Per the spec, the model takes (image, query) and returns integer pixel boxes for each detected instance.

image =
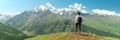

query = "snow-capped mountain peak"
[31,5,48,12]
[34,5,48,11]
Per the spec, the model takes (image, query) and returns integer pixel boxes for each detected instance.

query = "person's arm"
[75,16,78,23]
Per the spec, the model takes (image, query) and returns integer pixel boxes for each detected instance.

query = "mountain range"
[5,5,120,39]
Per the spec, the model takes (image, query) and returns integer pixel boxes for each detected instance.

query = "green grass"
[25,32,119,40]
[0,23,27,40]
[82,15,120,38]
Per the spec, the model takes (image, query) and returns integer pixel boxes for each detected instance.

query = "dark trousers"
[75,22,82,33]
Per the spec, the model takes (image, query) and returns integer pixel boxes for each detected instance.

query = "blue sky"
[0,0,120,13]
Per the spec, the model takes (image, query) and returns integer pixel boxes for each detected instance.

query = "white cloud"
[0,16,3,19]
[82,6,86,9]
[92,9,117,15]
[46,3,52,7]
[68,3,86,11]
[74,3,82,10]
[81,10,88,13]
[63,8,73,12]
[117,14,120,16]
[46,3,56,10]
[69,5,73,8]
[68,3,88,13]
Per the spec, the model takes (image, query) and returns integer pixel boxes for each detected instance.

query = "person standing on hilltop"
[75,12,83,34]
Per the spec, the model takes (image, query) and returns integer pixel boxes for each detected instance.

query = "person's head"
[77,12,81,15]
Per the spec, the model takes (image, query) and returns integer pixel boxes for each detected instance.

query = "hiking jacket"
[75,15,83,23]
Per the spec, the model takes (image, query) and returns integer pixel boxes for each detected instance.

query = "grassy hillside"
[25,32,119,40]
[0,23,27,40]
[82,15,120,38]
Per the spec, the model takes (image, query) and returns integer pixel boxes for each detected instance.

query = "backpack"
[77,16,82,23]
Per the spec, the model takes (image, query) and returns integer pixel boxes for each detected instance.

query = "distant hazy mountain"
[6,5,120,39]
[0,12,20,22]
